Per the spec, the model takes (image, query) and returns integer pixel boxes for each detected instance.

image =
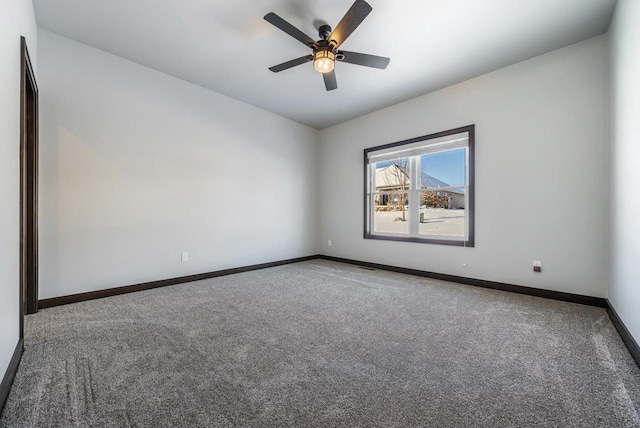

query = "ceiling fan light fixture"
[313,50,335,73]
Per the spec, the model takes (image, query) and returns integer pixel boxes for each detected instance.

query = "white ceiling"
[33,0,616,129]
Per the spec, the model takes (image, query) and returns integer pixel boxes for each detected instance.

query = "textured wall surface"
[318,36,610,298]
[0,0,37,388]
[610,0,640,344]
[37,30,319,299]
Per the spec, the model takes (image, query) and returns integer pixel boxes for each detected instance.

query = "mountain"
[421,173,450,188]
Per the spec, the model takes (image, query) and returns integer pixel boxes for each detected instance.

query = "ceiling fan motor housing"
[314,39,334,55]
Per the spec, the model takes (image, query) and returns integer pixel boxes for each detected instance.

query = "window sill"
[364,233,474,247]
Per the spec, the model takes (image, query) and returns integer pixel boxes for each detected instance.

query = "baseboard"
[605,300,640,368]
[33,254,639,372]
[39,255,318,309]
[316,255,609,308]
[0,339,23,416]
[40,253,609,310]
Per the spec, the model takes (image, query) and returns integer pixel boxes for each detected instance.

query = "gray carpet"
[1,260,639,427]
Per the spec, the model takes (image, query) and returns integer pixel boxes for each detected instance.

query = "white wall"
[0,0,37,382]
[38,30,319,299]
[610,0,640,343]
[318,35,610,298]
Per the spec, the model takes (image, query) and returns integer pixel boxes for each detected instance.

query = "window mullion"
[368,163,377,233]
[409,156,420,235]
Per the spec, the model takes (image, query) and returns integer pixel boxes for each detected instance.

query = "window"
[364,125,474,246]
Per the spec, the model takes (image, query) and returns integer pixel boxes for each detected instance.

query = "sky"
[421,148,466,186]
[377,148,466,186]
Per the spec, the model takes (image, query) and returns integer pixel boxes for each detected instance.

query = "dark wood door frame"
[20,36,39,339]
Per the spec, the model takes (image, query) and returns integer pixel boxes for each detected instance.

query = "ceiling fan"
[264,0,390,91]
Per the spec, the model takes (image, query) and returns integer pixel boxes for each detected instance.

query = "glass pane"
[373,158,411,193]
[373,193,410,234]
[419,192,465,237]
[420,148,466,188]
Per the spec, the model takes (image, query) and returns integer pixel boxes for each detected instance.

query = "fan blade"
[264,13,318,48]
[323,70,338,91]
[328,0,372,48]
[337,51,390,69]
[269,55,314,72]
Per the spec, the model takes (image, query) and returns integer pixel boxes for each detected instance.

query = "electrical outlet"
[328,240,332,247]
[533,260,542,272]
[181,252,188,262]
